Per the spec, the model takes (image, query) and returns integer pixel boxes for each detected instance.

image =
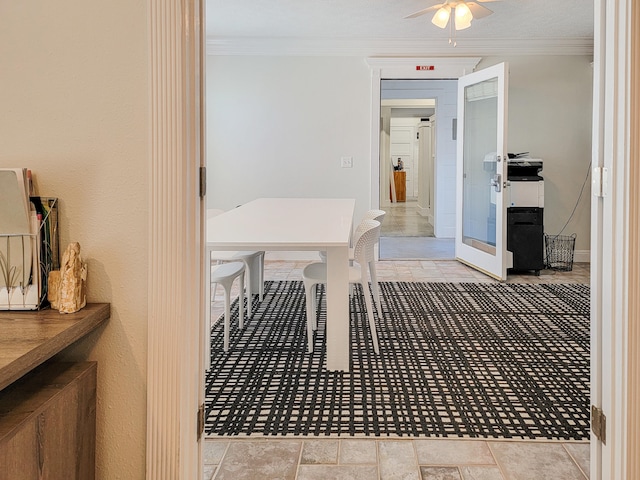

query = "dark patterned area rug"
[205,281,590,440]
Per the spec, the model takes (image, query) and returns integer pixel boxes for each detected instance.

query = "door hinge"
[199,166,207,198]
[591,405,607,444]
[197,403,205,440]
[592,166,608,198]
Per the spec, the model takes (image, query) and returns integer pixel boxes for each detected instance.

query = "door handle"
[491,174,502,192]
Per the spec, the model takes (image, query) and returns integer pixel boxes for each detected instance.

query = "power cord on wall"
[542,160,591,269]
[553,160,592,238]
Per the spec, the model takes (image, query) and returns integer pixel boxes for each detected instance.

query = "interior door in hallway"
[390,119,416,199]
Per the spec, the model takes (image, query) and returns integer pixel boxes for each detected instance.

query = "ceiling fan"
[405,0,499,31]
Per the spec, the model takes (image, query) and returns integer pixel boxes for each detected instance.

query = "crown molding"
[206,36,594,57]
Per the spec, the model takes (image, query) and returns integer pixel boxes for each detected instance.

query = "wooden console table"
[0,304,110,480]
[392,171,406,202]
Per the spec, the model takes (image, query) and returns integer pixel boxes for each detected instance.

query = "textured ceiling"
[206,0,594,53]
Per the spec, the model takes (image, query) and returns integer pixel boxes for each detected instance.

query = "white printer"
[507,159,544,208]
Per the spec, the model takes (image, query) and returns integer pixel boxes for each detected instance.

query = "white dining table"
[206,197,356,371]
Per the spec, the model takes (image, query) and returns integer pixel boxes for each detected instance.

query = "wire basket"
[544,233,577,271]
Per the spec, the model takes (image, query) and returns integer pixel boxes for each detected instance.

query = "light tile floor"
[378,200,446,260]
[204,438,590,480]
[253,259,590,287]
[379,236,456,260]
[206,260,591,480]
[380,200,434,237]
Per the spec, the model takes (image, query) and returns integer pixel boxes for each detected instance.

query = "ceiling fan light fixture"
[454,3,473,30]
[431,5,451,29]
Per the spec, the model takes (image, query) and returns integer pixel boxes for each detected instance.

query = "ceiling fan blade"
[404,4,443,19]
[466,2,493,19]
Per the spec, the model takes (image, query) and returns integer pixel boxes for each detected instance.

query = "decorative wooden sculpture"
[47,242,87,313]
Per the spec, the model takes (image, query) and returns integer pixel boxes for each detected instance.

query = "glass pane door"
[455,63,509,280]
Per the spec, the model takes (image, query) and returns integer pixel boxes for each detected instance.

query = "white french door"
[455,62,509,281]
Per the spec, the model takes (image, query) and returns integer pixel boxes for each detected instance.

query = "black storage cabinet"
[507,207,544,274]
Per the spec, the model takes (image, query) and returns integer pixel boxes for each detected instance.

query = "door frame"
[149,10,638,476]
[366,58,481,218]
[591,0,638,478]
[146,0,206,477]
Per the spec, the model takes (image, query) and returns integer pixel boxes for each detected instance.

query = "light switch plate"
[341,156,353,168]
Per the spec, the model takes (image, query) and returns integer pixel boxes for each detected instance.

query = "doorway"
[378,79,457,260]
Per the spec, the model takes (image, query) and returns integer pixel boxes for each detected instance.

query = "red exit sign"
[416,65,435,71]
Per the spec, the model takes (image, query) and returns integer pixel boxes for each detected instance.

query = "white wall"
[207,56,372,218]
[207,54,593,255]
[0,2,148,478]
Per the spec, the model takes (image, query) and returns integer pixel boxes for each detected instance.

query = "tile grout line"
[486,441,509,480]
[210,441,230,480]
[561,443,590,480]
[293,440,304,480]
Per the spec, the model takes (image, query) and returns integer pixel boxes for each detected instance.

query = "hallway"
[379,200,455,260]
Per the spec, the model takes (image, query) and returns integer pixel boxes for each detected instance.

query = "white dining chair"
[210,261,245,352]
[319,209,386,315]
[303,219,381,354]
[208,209,265,316]
[362,209,386,224]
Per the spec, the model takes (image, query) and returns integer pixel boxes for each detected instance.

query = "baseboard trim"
[415,205,433,224]
[573,250,590,263]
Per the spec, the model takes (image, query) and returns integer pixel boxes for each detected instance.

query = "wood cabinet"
[0,362,97,480]
[0,304,109,479]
